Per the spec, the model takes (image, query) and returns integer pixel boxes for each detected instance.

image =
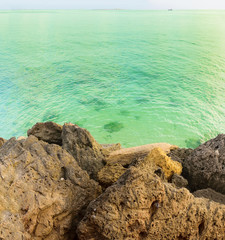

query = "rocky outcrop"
[0,137,6,147]
[27,122,63,145]
[183,134,225,194]
[193,188,225,205]
[62,123,105,180]
[105,143,177,167]
[97,147,181,188]
[0,136,101,240]
[2,121,225,239]
[77,157,225,240]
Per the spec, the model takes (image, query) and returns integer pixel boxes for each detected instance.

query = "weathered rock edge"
[0,136,101,240]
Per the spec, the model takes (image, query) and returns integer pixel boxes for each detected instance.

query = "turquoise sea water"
[0,10,225,148]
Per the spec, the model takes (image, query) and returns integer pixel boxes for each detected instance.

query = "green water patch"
[185,138,202,149]
[104,122,124,133]
[79,97,108,111]
[135,116,141,120]
[74,119,87,128]
[42,110,60,122]
[120,110,130,116]
[117,99,126,105]
[135,97,150,104]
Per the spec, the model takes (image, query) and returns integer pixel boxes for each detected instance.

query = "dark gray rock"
[193,188,225,205]
[170,173,188,189]
[27,122,63,145]
[183,134,225,194]
[62,123,105,180]
[168,147,193,164]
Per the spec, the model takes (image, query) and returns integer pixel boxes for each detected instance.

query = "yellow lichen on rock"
[144,147,182,179]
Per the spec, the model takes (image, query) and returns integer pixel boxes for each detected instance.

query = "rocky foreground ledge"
[0,122,225,240]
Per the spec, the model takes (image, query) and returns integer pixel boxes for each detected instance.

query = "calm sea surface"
[0,10,225,148]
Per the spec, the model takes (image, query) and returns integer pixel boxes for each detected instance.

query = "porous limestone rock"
[144,147,182,179]
[77,157,225,240]
[0,137,6,148]
[62,123,105,180]
[183,134,225,194]
[27,122,63,145]
[106,143,177,167]
[101,143,122,157]
[168,147,193,164]
[170,174,188,189]
[98,147,182,188]
[193,188,225,205]
[97,163,126,187]
[0,136,101,240]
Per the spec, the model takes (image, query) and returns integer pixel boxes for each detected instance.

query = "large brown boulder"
[27,122,63,145]
[77,155,225,240]
[62,123,105,180]
[183,134,225,194]
[0,136,101,240]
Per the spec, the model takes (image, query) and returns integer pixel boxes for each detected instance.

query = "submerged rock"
[62,123,105,180]
[27,122,63,145]
[104,121,124,133]
[77,157,225,240]
[183,134,225,194]
[0,136,101,240]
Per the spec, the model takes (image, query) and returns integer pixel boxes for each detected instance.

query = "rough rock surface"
[101,143,122,157]
[183,134,225,194]
[0,136,101,240]
[98,147,181,188]
[27,122,63,145]
[168,148,193,164]
[144,147,182,179]
[106,143,177,167]
[0,137,6,148]
[193,188,225,205]
[170,174,188,189]
[77,158,225,240]
[97,163,127,187]
[62,123,105,180]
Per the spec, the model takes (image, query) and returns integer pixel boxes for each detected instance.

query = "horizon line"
[1,8,225,11]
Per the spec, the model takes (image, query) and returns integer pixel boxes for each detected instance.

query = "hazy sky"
[1,0,225,10]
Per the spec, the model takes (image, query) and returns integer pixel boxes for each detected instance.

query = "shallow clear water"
[0,10,225,148]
